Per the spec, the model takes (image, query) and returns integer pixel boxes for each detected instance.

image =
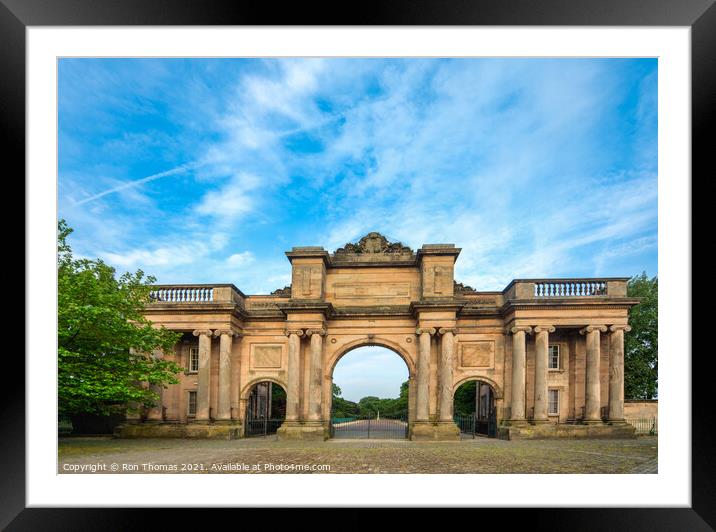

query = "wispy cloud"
[59,57,657,296]
[73,162,200,205]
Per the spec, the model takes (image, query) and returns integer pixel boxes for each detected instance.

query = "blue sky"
[58,58,657,400]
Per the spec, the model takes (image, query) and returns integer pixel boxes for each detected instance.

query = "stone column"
[510,326,532,423]
[214,329,240,421]
[438,328,457,421]
[285,329,304,422]
[533,325,555,423]
[144,349,165,422]
[416,328,436,421]
[608,325,631,423]
[580,325,608,423]
[192,329,214,421]
[306,328,326,421]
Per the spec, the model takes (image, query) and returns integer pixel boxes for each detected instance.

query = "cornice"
[500,298,641,314]
[276,301,334,317]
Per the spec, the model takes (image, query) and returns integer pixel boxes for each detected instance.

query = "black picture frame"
[5,0,711,528]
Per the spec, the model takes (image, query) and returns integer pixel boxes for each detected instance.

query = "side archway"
[452,376,500,437]
[241,378,287,437]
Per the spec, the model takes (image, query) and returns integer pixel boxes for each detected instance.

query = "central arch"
[326,339,415,439]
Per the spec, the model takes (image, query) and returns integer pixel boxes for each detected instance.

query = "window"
[187,391,197,416]
[188,347,199,373]
[548,389,559,415]
[548,344,560,369]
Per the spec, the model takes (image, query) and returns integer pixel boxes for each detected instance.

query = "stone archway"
[326,341,414,439]
[242,379,287,437]
[453,377,499,438]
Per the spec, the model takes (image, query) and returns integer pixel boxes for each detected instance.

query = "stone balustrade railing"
[503,278,629,300]
[149,284,245,305]
[534,280,607,297]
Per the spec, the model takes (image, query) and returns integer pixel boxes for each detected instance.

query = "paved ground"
[58,435,657,474]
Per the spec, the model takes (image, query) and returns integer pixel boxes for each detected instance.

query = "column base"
[114,422,242,439]
[531,418,551,425]
[409,421,461,441]
[607,418,627,425]
[499,422,636,440]
[276,421,328,441]
[582,418,604,425]
[507,419,530,427]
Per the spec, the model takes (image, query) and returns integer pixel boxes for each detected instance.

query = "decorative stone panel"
[459,341,495,368]
[250,344,283,369]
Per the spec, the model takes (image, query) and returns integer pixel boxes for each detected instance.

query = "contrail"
[73,162,200,205]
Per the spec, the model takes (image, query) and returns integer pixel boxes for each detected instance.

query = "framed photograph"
[10,0,711,528]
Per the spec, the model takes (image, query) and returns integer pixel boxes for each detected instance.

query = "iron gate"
[329,415,408,439]
[245,417,284,437]
[454,407,497,438]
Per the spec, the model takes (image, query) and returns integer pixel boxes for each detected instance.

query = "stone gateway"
[118,232,638,440]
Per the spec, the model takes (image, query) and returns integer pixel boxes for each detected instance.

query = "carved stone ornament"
[454,281,477,294]
[579,325,608,335]
[213,329,243,338]
[192,329,214,337]
[270,285,292,297]
[334,232,412,255]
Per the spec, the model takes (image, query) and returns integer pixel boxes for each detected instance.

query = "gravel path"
[58,436,657,474]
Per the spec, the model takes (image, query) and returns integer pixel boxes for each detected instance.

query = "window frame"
[548,343,561,370]
[188,346,200,373]
[187,390,197,417]
[548,388,560,416]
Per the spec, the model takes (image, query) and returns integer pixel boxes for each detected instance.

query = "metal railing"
[626,417,658,435]
[245,417,284,437]
[329,415,408,439]
[58,414,73,436]
[453,410,497,438]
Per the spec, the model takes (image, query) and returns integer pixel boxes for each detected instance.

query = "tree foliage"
[331,380,409,418]
[624,272,658,400]
[58,219,183,415]
[453,380,478,415]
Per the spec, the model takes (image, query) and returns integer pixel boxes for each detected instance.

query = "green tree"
[624,272,658,399]
[453,380,477,416]
[331,383,359,418]
[58,219,183,416]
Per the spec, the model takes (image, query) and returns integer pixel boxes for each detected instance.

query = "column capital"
[509,325,533,335]
[416,327,437,336]
[533,325,556,334]
[580,325,608,335]
[285,328,305,337]
[609,324,632,333]
[193,329,214,337]
[306,328,327,337]
[213,329,242,338]
[438,327,458,335]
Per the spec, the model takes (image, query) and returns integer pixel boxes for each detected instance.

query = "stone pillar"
[580,325,608,423]
[285,329,304,422]
[438,328,457,421]
[306,328,326,421]
[533,325,555,424]
[145,349,165,422]
[416,328,436,421]
[510,326,532,424]
[192,329,214,421]
[608,325,631,423]
[214,329,239,421]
